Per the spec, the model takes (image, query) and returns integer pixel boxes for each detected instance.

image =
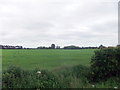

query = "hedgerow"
[90,47,120,82]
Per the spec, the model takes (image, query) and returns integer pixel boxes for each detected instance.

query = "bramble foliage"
[2,65,61,88]
[2,65,90,88]
[90,47,120,82]
[2,64,120,88]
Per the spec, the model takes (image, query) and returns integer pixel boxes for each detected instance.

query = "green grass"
[2,49,95,70]
[2,49,120,88]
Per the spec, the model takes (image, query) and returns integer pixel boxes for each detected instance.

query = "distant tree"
[0,45,2,49]
[98,45,106,49]
[117,44,120,47]
[56,46,60,49]
[51,44,55,49]
[37,46,43,49]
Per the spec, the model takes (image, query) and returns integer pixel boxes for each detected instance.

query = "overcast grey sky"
[0,0,119,48]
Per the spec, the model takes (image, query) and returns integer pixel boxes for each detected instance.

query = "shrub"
[90,47,120,82]
[2,65,62,88]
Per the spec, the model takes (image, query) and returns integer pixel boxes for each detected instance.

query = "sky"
[0,0,119,48]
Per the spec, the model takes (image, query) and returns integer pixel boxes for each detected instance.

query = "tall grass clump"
[55,65,90,88]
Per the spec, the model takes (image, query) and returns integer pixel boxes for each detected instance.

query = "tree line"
[0,45,23,49]
[0,44,109,49]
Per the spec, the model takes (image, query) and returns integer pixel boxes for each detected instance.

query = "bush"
[90,47,120,82]
[2,65,62,88]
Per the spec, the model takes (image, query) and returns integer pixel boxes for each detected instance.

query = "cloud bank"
[0,0,119,47]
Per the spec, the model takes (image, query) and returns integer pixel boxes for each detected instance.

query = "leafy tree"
[51,44,55,49]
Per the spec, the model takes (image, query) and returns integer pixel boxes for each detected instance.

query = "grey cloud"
[0,0,119,47]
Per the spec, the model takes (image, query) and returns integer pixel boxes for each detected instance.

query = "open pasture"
[2,49,95,70]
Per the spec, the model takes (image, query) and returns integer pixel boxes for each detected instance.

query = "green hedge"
[90,47,120,82]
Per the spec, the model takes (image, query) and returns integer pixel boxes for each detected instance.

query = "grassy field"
[2,49,95,70]
[2,49,120,88]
